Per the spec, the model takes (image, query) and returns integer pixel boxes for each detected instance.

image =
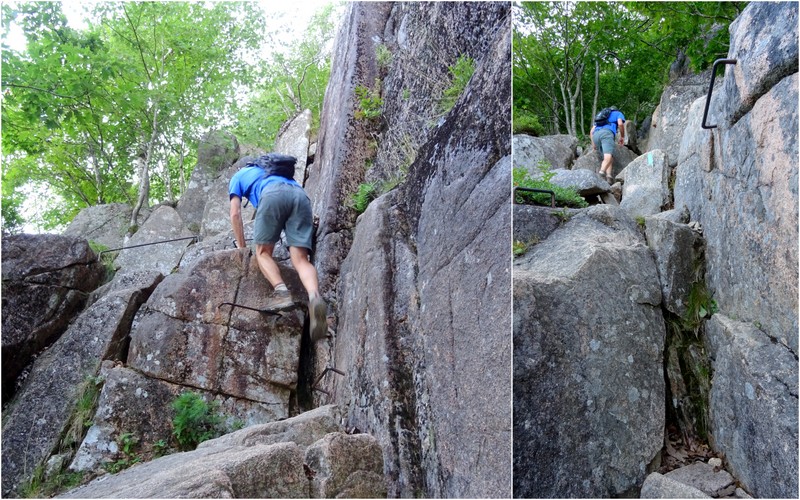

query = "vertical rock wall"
[307,2,512,497]
[673,2,798,497]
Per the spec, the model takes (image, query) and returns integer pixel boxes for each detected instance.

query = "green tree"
[2,1,264,231]
[234,4,337,149]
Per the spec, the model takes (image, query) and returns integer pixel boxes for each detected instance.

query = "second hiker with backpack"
[228,153,328,342]
[590,106,626,184]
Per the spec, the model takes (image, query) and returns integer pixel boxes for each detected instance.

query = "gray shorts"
[593,127,615,156]
[253,183,313,250]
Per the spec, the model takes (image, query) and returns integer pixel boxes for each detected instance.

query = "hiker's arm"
[617,119,625,145]
[590,126,596,149]
[230,196,246,248]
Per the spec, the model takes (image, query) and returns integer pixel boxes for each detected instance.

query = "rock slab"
[513,205,665,498]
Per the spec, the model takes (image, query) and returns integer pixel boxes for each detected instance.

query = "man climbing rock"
[229,153,328,341]
[590,106,626,183]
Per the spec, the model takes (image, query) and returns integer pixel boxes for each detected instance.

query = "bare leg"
[289,246,319,299]
[601,153,614,178]
[255,243,284,288]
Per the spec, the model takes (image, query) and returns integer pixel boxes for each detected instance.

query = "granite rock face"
[513,205,665,498]
[1,270,162,496]
[646,70,714,167]
[704,315,798,499]
[309,3,512,497]
[675,2,798,354]
[274,109,313,185]
[1,234,105,402]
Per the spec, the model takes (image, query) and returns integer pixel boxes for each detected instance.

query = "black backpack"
[594,107,614,127]
[248,153,296,180]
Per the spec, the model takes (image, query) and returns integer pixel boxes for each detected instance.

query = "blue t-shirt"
[597,110,626,135]
[228,166,301,208]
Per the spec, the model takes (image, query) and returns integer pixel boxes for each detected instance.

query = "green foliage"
[152,439,170,458]
[376,43,392,69]
[234,4,338,148]
[19,464,85,499]
[104,432,142,474]
[513,166,588,209]
[350,183,377,215]
[513,108,546,136]
[439,55,475,114]
[2,1,268,229]
[89,241,117,283]
[683,281,718,332]
[636,216,647,228]
[354,81,383,121]
[513,240,538,258]
[171,391,224,451]
[513,1,745,136]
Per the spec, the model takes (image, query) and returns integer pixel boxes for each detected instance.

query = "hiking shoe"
[309,296,328,341]
[264,289,294,311]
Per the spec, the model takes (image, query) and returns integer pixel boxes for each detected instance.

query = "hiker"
[229,153,328,341]
[590,106,626,184]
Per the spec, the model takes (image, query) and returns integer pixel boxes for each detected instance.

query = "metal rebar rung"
[218,302,282,316]
[98,235,198,256]
[701,58,737,130]
[514,186,556,208]
[312,366,345,394]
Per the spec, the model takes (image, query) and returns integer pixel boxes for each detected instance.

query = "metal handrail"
[514,186,556,208]
[702,58,737,130]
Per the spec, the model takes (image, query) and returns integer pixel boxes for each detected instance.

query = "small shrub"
[19,465,85,499]
[402,88,410,100]
[636,216,647,228]
[376,43,392,69]
[354,82,383,121]
[683,281,718,333]
[513,240,527,257]
[171,392,224,451]
[513,166,588,208]
[439,55,476,114]
[350,183,378,215]
[513,109,546,136]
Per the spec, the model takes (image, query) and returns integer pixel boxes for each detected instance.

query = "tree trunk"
[129,105,159,229]
[592,58,600,124]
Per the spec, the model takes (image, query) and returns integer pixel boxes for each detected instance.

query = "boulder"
[128,249,305,416]
[513,205,665,498]
[63,203,151,250]
[113,205,195,276]
[274,109,313,186]
[1,234,105,401]
[305,433,387,498]
[644,217,704,317]
[664,462,736,498]
[61,441,308,499]
[200,160,257,239]
[573,144,639,178]
[704,314,798,499]
[549,168,610,196]
[646,71,714,166]
[1,270,162,496]
[640,472,711,498]
[619,149,671,218]
[198,404,343,451]
[512,134,578,174]
[70,364,288,474]
[176,130,240,230]
[512,204,577,246]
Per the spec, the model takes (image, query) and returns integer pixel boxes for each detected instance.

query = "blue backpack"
[248,153,296,179]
